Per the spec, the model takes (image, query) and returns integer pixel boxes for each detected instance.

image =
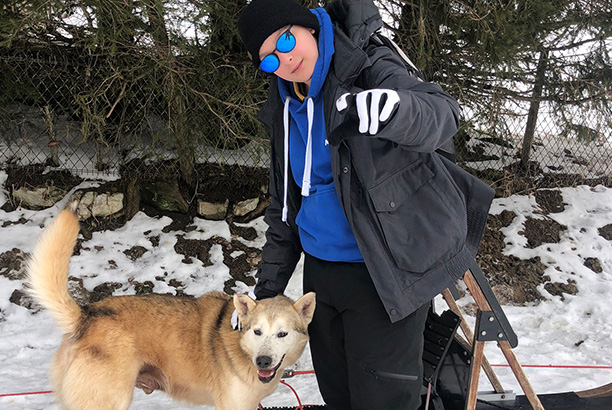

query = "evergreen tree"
[382,0,611,165]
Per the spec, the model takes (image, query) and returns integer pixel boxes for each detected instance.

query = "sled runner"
[264,260,612,410]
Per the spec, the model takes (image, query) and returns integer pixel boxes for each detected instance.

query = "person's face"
[258,25,318,86]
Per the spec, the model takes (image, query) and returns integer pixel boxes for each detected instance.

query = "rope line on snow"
[0,390,53,398]
[490,364,612,369]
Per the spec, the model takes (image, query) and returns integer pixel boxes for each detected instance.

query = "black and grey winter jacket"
[253,0,495,322]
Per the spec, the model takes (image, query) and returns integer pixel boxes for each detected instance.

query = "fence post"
[42,105,60,167]
[520,48,549,169]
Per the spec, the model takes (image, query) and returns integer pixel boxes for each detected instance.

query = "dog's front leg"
[215,402,260,410]
[215,392,261,410]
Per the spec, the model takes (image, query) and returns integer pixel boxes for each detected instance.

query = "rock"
[71,191,124,219]
[232,197,259,217]
[79,191,95,207]
[197,199,229,220]
[91,192,124,217]
[12,185,67,210]
[141,181,188,214]
[75,191,95,219]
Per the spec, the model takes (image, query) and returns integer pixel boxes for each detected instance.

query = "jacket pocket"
[367,159,466,273]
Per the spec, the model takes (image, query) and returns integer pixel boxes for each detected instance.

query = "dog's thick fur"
[27,208,316,410]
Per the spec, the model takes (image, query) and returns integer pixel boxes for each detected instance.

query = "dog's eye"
[277,331,288,338]
[254,329,262,336]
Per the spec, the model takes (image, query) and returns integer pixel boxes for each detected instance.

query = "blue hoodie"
[277,8,363,263]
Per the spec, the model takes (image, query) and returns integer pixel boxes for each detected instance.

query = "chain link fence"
[0,44,269,178]
[456,99,612,193]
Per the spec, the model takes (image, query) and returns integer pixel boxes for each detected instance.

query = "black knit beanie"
[238,0,319,67]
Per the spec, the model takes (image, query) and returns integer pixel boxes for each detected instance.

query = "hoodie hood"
[277,8,335,220]
[275,8,361,262]
[278,8,334,104]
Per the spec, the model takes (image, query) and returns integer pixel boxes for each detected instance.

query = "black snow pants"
[303,253,429,410]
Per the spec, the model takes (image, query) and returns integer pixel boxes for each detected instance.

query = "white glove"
[336,89,400,135]
[231,289,257,330]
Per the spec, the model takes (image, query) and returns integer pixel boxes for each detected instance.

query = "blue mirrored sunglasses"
[259,25,296,73]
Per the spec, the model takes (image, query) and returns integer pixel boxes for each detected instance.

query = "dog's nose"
[256,355,273,369]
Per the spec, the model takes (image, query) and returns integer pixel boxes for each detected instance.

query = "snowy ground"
[1,169,612,409]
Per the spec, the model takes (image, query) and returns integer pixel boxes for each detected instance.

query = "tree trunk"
[520,48,548,169]
[123,173,141,220]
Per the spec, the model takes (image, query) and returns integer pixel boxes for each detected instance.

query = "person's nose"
[277,52,293,66]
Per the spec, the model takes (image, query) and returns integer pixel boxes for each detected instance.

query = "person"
[236,0,495,409]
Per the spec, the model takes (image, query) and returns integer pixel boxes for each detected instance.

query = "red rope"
[0,390,53,398]
[490,364,612,369]
[283,365,612,372]
[280,380,304,408]
[291,370,315,376]
[278,377,324,410]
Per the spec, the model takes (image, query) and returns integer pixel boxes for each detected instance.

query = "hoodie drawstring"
[281,97,315,223]
[302,98,314,196]
[282,96,290,223]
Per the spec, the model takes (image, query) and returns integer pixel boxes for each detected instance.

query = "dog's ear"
[234,293,257,317]
[293,292,316,325]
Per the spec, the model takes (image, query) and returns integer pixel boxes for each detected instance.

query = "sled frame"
[443,261,545,410]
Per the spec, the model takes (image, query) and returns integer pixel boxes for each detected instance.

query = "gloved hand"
[231,289,257,330]
[336,89,400,135]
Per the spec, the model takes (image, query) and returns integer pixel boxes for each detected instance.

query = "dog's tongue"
[258,369,274,378]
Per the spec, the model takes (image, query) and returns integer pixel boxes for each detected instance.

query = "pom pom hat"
[238,0,319,67]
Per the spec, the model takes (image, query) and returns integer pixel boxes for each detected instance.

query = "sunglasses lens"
[260,54,280,73]
[276,31,296,53]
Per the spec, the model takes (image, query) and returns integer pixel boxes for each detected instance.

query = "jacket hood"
[327,0,383,48]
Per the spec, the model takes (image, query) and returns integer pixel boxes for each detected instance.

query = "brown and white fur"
[26,207,315,410]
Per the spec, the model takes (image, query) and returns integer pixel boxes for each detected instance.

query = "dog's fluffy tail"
[27,206,82,335]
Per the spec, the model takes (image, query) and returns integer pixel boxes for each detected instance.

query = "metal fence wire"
[1,41,611,192]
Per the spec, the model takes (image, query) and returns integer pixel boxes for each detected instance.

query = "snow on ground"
[1,169,612,409]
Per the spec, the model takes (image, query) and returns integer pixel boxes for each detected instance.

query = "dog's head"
[233,292,316,384]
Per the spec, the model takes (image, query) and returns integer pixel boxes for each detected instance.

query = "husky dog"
[27,207,316,410]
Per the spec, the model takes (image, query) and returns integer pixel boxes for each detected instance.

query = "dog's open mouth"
[257,355,285,384]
